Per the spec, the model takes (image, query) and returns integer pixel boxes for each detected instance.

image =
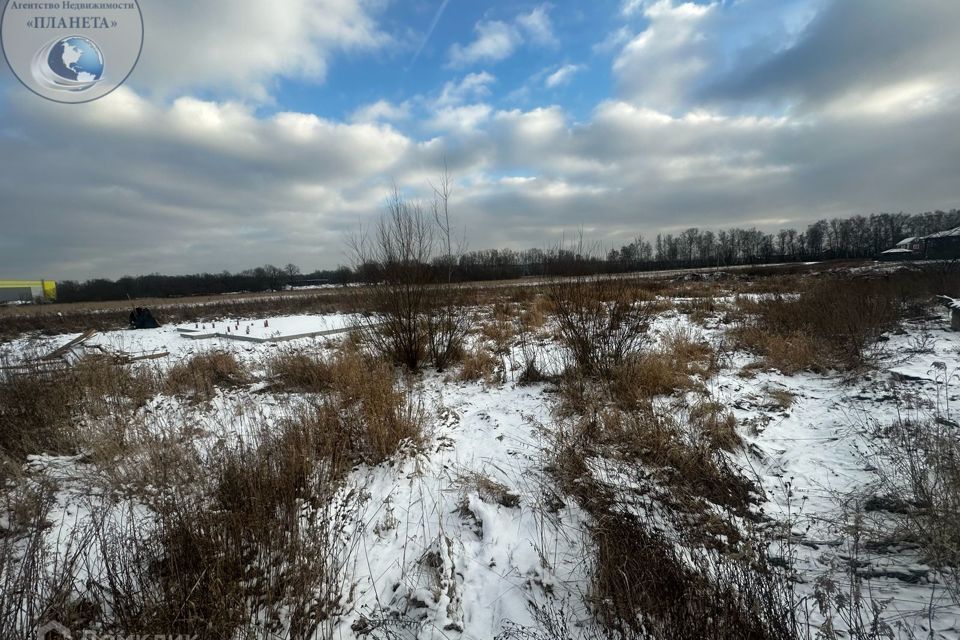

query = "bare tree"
[349,172,468,371]
[284,263,301,280]
[427,162,469,370]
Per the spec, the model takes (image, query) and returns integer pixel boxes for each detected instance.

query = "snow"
[0,312,358,366]
[4,303,960,637]
[337,381,589,638]
[718,318,960,635]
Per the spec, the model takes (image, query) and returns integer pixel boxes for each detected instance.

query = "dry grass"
[868,412,960,598]
[733,277,903,373]
[80,419,363,638]
[479,308,516,356]
[604,328,717,409]
[0,366,81,469]
[0,356,160,478]
[765,386,796,411]
[457,343,500,384]
[267,348,334,393]
[519,295,551,332]
[540,302,799,640]
[299,349,425,465]
[0,344,425,637]
[72,355,159,417]
[736,328,820,374]
[689,400,741,452]
[165,350,247,401]
[456,471,520,509]
[585,405,752,514]
[675,294,730,325]
[585,510,796,640]
[549,403,794,640]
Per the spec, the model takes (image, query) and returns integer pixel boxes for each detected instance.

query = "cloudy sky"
[1,0,959,280]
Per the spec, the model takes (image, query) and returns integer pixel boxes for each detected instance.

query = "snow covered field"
[2,288,959,638]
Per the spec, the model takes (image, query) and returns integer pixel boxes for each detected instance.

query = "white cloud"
[447,4,557,68]
[593,26,633,55]
[4,1,960,279]
[620,0,649,17]
[428,104,493,133]
[135,0,393,100]
[516,4,558,47]
[436,71,497,106]
[3,82,960,279]
[704,0,960,116]
[447,20,520,68]
[351,99,411,123]
[613,0,717,110]
[545,64,583,89]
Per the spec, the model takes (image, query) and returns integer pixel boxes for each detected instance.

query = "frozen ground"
[2,312,357,364]
[4,304,960,638]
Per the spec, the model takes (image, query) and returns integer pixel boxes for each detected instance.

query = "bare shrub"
[867,409,960,599]
[426,167,470,371]
[350,182,468,372]
[165,350,247,400]
[547,276,653,379]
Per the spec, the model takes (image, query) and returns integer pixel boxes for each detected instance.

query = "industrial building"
[0,280,57,303]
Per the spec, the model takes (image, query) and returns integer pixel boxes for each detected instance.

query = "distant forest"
[56,208,960,303]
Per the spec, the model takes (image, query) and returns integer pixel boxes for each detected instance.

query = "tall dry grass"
[550,404,794,640]
[0,340,425,638]
[164,350,247,401]
[732,268,960,373]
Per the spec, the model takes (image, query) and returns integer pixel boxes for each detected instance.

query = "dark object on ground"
[129,307,160,329]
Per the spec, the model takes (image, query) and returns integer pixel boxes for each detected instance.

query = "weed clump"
[267,348,334,393]
[733,276,903,372]
[547,277,654,379]
[165,350,247,400]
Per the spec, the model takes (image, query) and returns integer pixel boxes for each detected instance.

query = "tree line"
[54,208,959,303]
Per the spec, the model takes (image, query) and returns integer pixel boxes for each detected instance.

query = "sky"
[1,0,959,280]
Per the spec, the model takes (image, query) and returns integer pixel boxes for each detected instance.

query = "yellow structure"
[0,280,57,303]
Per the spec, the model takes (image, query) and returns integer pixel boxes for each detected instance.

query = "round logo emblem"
[1,1,143,103]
